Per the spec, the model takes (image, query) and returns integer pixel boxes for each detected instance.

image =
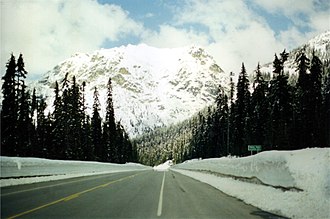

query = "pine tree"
[17,82,32,156]
[232,63,250,155]
[82,115,93,160]
[36,97,48,157]
[250,63,267,146]
[116,122,125,163]
[296,50,310,88]
[51,81,65,158]
[31,89,37,126]
[215,86,229,156]
[1,54,18,156]
[309,52,323,147]
[268,50,292,150]
[204,107,216,158]
[103,78,117,162]
[295,50,312,149]
[322,67,330,147]
[16,54,27,84]
[91,87,103,161]
[29,88,37,155]
[66,76,84,159]
[81,82,93,160]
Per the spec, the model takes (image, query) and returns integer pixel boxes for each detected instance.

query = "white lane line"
[157,171,166,217]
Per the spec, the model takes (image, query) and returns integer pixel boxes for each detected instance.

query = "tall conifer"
[1,54,18,156]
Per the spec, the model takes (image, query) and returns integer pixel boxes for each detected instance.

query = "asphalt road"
[1,170,285,219]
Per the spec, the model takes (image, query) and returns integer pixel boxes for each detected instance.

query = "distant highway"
[1,170,285,218]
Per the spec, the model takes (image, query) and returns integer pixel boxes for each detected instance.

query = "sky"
[1,0,329,80]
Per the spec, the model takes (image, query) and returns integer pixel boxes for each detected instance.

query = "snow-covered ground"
[2,149,329,218]
[172,148,330,219]
[153,160,173,171]
[0,156,151,187]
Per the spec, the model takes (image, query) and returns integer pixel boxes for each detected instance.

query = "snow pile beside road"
[153,160,173,171]
[172,148,330,219]
[0,156,151,187]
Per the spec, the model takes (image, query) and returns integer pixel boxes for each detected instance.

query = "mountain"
[34,44,228,137]
[260,30,330,77]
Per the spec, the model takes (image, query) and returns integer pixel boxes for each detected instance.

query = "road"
[1,170,285,218]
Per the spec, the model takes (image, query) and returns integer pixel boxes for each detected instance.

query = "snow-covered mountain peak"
[306,30,330,53]
[35,44,228,137]
[259,30,330,78]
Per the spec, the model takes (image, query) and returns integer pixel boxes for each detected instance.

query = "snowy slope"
[259,30,330,78]
[32,44,228,137]
[172,148,330,219]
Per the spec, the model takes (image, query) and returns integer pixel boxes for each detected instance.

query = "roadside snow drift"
[172,148,330,219]
[0,156,151,187]
[153,160,173,171]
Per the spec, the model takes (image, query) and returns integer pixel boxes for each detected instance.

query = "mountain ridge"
[259,30,330,78]
[34,44,228,137]
[32,30,330,137]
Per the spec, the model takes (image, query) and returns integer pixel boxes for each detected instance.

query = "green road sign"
[248,145,262,151]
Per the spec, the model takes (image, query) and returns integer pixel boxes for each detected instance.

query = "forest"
[1,49,330,166]
[1,54,137,163]
[135,50,330,166]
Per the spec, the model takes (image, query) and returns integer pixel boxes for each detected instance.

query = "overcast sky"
[1,0,329,80]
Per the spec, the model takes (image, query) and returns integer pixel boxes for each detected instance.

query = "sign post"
[248,145,262,155]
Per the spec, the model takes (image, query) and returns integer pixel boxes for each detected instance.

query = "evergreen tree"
[103,78,117,162]
[215,86,229,156]
[268,50,292,150]
[82,115,93,160]
[31,89,37,126]
[250,63,268,146]
[68,76,78,158]
[204,107,216,158]
[66,76,84,159]
[36,97,48,157]
[17,82,32,156]
[81,82,93,160]
[51,81,65,158]
[309,52,323,147]
[123,130,134,162]
[116,122,126,163]
[16,54,28,86]
[295,50,312,149]
[232,63,250,155]
[322,67,330,147]
[296,50,310,88]
[29,88,37,155]
[91,87,103,161]
[1,54,18,156]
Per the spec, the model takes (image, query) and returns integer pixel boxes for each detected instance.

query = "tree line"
[1,54,137,163]
[136,49,330,165]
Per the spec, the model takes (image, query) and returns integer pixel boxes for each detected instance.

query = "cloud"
[205,23,284,74]
[166,0,284,73]
[1,0,144,79]
[2,0,328,80]
[253,0,330,32]
[145,13,155,18]
[142,0,328,74]
[142,25,209,48]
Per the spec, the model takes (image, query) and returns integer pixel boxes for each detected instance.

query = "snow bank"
[172,148,330,219]
[153,160,173,171]
[0,156,151,187]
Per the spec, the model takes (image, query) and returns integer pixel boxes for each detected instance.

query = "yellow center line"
[7,172,143,219]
